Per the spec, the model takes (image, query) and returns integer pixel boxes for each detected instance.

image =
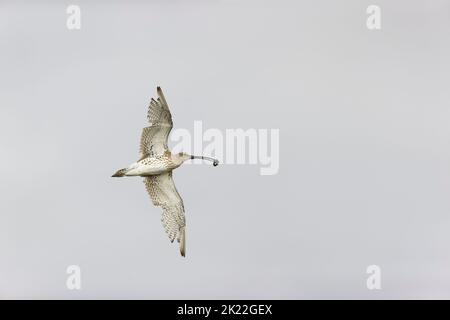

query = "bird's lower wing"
[143,172,186,256]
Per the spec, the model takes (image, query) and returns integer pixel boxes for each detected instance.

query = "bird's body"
[123,154,180,176]
[112,87,218,257]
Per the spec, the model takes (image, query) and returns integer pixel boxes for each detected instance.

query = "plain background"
[1,0,450,299]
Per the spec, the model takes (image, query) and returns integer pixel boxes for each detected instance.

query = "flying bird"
[112,87,218,257]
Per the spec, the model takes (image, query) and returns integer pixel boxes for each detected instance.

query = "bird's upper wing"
[139,87,173,159]
[143,171,186,256]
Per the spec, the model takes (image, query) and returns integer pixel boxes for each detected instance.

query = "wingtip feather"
[179,227,186,257]
[156,86,168,106]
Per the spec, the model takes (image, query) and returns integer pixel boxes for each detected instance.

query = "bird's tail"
[179,227,186,257]
[111,168,128,177]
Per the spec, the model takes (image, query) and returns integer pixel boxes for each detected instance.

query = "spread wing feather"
[139,87,173,159]
[143,172,186,257]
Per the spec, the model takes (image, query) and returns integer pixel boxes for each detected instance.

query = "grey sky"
[1,0,450,299]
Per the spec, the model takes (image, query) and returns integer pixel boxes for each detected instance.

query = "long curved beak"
[191,155,219,166]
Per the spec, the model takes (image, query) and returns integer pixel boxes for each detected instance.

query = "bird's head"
[175,152,219,166]
[174,152,192,163]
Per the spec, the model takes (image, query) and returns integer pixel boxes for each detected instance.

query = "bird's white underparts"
[112,87,219,257]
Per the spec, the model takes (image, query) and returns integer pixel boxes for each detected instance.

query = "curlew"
[112,87,218,257]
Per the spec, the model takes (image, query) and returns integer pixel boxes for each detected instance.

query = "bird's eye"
[179,152,184,156]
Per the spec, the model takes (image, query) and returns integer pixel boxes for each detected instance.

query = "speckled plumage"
[112,87,218,257]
